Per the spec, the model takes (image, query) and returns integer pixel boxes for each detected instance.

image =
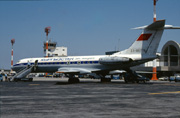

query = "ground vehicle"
[175,76,180,82]
[137,74,150,83]
[159,76,169,81]
[0,74,3,82]
[14,78,33,82]
[169,75,180,82]
[124,72,149,83]
[169,76,175,82]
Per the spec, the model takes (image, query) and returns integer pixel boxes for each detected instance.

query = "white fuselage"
[12,54,144,74]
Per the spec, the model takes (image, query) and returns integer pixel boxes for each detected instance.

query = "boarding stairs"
[11,60,38,82]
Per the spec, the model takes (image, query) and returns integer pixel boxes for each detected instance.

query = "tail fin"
[115,20,165,55]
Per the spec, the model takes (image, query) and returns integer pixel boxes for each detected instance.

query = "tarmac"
[1,77,180,118]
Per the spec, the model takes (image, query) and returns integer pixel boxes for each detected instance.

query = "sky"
[0,0,180,69]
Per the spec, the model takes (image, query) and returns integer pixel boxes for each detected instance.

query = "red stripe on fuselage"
[137,34,152,41]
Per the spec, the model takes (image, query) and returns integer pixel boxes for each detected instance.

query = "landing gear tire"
[68,77,80,83]
[136,80,139,83]
[125,79,128,83]
[101,78,111,83]
[14,78,19,82]
[29,78,33,82]
[143,80,146,83]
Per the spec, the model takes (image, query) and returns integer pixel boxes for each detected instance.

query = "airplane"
[11,20,180,83]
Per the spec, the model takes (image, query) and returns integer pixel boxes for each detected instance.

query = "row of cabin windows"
[22,61,99,66]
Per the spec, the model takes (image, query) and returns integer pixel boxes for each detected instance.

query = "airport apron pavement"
[1,79,180,118]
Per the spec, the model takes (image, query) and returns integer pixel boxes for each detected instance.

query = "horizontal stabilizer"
[164,25,180,29]
[133,20,180,30]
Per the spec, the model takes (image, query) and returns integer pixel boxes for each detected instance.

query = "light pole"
[11,39,15,70]
[45,26,51,57]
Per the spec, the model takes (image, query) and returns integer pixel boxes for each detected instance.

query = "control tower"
[43,40,67,57]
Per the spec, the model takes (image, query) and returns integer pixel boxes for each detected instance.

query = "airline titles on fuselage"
[40,57,97,62]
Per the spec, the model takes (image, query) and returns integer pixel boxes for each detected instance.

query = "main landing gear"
[68,75,80,83]
[100,78,111,83]
[100,74,111,83]
[124,69,139,83]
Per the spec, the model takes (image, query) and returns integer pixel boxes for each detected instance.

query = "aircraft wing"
[136,71,157,74]
[109,70,126,74]
[57,67,101,74]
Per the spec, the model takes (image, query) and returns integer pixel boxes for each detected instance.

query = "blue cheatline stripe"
[13,61,99,67]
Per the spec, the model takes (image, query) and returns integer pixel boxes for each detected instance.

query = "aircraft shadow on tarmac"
[55,81,153,85]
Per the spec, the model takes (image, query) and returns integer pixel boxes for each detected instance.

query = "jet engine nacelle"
[99,56,132,65]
